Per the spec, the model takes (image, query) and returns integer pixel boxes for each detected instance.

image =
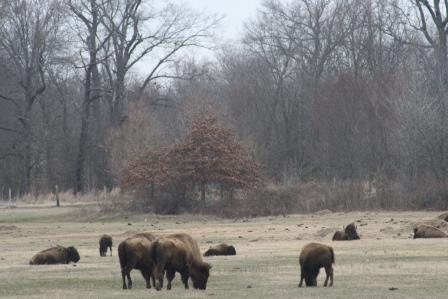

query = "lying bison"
[203,244,236,257]
[151,233,212,291]
[99,234,113,257]
[413,224,448,239]
[438,212,448,222]
[332,223,360,241]
[298,242,334,287]
[118,233,157,289]
[30,246,80,265]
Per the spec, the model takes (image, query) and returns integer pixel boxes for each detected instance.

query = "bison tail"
[150,240,161,262]
[330,247,335,264]
[118,242,127,269]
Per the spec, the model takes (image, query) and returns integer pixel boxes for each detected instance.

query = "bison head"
[190,261,211,290]
[66,246,80,263]
[345,223,360,240]
[304,269,319,287]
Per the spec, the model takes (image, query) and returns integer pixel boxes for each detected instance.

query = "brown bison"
[298,243,334,287]
[99,234,113,256]
[413,224,448,239]
[118,233,157,289]
[29,246,80,265]
[332,223,360,241]
[203,244,236,256]
[151,233,212,291]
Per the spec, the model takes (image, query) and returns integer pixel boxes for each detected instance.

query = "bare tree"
[0,0,65,193]
[99,0,220,125]
[69,0,110,193]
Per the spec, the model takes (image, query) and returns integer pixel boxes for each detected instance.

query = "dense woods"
[1,0,448,213]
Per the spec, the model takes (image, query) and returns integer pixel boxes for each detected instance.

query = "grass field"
[0,203,447,299]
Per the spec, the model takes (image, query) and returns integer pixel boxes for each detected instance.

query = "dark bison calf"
[413,224,448,239]
[299,243,334,287]
[118,232,157,289]
[203,244,236,257]
[99,234,113,257]
[30,246,80,265]
[151,233,212,291]
[332,223,360,241]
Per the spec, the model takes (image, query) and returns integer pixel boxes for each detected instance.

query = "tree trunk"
[74,97,91,194]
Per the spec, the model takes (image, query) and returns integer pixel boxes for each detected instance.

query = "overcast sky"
[136,0,264,74]
[172,0,264,41]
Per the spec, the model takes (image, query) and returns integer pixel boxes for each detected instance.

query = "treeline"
[1,0,448,210]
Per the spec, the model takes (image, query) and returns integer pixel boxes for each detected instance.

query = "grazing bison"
[413,224,448,239]
[332,223,360,241]
[99,234,113,257]
[298,243,334,287]
[151,233,212,291]
[118,233,157,289]
[203,244,236,257]
[29,246,80,265]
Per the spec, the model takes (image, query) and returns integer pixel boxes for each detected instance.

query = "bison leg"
[324,266,334,287]
[180,270,189,289]
[153,265,165,291]
[166,269,175,290]
[298,268,305,287]
[122,266,133,289]
[109,246,112,256]
[127,272,133,289]
[121,269,128,290]
[141,269,152,289]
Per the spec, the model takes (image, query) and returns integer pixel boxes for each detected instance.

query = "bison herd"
[27,215,448,290]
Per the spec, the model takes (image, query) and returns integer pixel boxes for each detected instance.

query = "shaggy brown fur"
[413,224,448,239]
[118,233,157,289]
[99,234,113,257]
[332,223,360,241]
[203,244,236,257]
[151,233,212,291]
[130,232,156,240]
[298,243,334,287]
[29,246,80,265]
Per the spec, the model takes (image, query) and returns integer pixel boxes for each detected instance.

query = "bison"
[118,232,157,289]
[298,242,334,287]
[203,244,236,257]
[332,222,360,241]
[99,234,113,257]
[29,246,80,265]
[151,233,212,291]
[413,224,448,239]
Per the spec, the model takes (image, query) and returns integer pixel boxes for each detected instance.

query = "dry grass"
[0,204,447,298]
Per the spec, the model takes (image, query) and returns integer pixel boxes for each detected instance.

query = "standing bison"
[99,234,113,256]
[30,246,80,265]
[413,224,448,239]
[118,233,157,289]
[332,223,360,241]
[203,244,236,256]
[151,233,212,291]
[298,243,334,287]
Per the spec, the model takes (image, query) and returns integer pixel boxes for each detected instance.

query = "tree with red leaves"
[121,114,261,210]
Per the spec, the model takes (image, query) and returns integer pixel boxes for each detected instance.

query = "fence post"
[55,185,60,207]
[8,187,12,207]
